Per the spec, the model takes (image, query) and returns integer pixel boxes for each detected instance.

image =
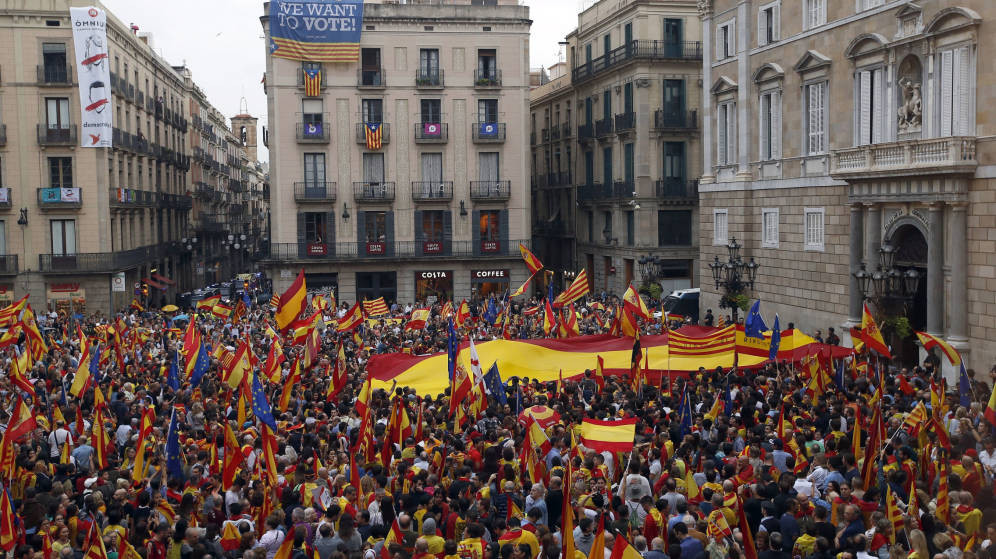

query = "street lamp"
[639,255,664,284]
[852,244,922,354]
[708,236,761,324]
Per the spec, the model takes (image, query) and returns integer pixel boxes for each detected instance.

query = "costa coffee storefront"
[415,270,453,303]
[47,283,86,315]
[471,269,509,299]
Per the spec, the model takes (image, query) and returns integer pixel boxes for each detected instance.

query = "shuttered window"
[759,91,780,160]
[857,69,884,145]
[717,102,736,165]
[939,46,972,137]
[806,82,827,155]
[804,208,825,251]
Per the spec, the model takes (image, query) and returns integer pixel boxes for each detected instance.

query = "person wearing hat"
[420,518,444,557]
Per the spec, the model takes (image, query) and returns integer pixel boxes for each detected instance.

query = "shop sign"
[481,240,500,253]
[366,242,385,255]
[418,271,450,280]
[423,241,443,255]
[472,269,508,280]
[307,243,328,256]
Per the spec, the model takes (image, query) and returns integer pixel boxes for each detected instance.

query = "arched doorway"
[887,223,927,366]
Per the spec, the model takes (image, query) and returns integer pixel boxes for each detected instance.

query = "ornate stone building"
[697,0,993,377]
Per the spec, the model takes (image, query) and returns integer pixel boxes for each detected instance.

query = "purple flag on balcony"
[305,122,323,137]
[479,122,497,137]
[423,122,441,137]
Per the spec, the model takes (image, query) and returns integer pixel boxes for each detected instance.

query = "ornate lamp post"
[851,243,921,359]
[707,237,760,324]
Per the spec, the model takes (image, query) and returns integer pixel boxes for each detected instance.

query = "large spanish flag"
[579,417,637,452]
[275,269,307,332]
[914,331,961,366]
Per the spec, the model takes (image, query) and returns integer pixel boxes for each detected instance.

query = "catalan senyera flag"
[914,331,961,366]
[519,243,544,274]
[554,269,590,307]
[440,301,453,319]
[563,304,580,337]
[861,303,891,358]
[885,485,903,545]
[363,297,390,317]
[337,302,364,332]
[275,269,308,332]
[405,308,430,331]
[579,417,637,453]
[131,407,155,483]
[302,68,322,97]
[196,294,220,310]
[364,123,383,150]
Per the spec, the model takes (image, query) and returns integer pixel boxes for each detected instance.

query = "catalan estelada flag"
[363,297,390,317]
[275,269,307,332]
[302,68,322,97]
[364,123,382,150]
[268,0,363,62]
[579,417,637,452]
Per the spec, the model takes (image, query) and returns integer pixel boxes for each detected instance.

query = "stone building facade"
[698,0,993,375]
[260,0,533,304]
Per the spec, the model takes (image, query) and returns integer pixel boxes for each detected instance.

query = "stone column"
[699,2,714,183]
[948,203,967,341]
[736,0,751,179]
[864,203,881,269]
[927,203,944,335]
[849,204,864,323]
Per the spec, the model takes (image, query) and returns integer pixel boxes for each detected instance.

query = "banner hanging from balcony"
[269,0,364,63]
[70,7,113,148]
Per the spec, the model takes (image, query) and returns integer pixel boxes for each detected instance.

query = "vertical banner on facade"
[70,6,112,148]
[269,0,364,62]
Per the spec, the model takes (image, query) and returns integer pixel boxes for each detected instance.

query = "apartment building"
[698,0,994,374]
[0,0,195,313]
[530,0,703,298]
[260,0,532,304]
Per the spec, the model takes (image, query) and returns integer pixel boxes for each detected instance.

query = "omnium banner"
[70,6,112,148]
[269,0,363,62]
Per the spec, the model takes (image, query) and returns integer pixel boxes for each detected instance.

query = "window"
[421,153,442,183]
[363,211,387,242]
[758,2,779,47]
[360,48,382,86]
[41,43,67,82]
[362,153,385,183]
[49,157,72,187]
[625,211,634,246]
[421,210,445,242]
[602,147,612,188]
[858,0,884,10]
[713,209,728,245]
[304,212,328,243]
[759,91,781,160]
[46,98,70,129]
[478,152,499,182]
[361,99,383,123]
[804,0,826,29]
[303,153,326,187]
[658,210,692,246]
[856,68,884,145]
[477,99,498,123]
[603,34,611,61]
[663,18,682,44]
[804,208,825,251]
[477,49,497,79]
[717,19,735,60]
[302,99,323,125]
[479,210,500,242]
[761,208,779,248]
[419,48,439,75]
[716,102,736,165]
[420,99,441,124]
[602,211,612,242]
[938,46,972,137]
[51,219,76,255]
[0,221,6,255]
[805,82,827,155]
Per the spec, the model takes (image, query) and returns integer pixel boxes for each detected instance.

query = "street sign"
[111,272,126,292]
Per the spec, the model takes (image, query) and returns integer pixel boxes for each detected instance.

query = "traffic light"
[141,283,149,298]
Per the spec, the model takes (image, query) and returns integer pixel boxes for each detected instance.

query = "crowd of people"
[2,291,995,559]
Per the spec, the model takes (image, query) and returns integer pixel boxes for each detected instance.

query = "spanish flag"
[337,302,364,332]
[579,417,637,453]
[212,303,233,319]
[511,273,534,297]
[405,308,430,331]
[519,243,544,275]
[69,325,93,397]
[222,421,242,490]
[984,382,996,427]
[456,299,471,326]
[607,533,643,559]
[272,527,296,559]
[860,303,891,358]
[542,298,556,336]
[196,294,220,310]
[914,331,961,366]
[0,486,17,552]
[275,269,307,332]
[623,285,651,320]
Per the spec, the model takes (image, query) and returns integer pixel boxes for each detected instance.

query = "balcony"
[296,122,330,143]
[294,181,337,202]
[109,188,157,208]
[470,180,511,201]
[415,69,444,88]
[655,179,699,202]
[0,124,5,146]
[37,64,72,86]
[578,123,594,141]
[579,182,631,202]
[0,187,10,210]
[550,126,561,141]
[296,68,328,91]
[572,40,703,83]
[159,192,193,210]
[37,187,81,210]
[39,244,161,273]
[354,123,391,145]
[414,122,448,144]
[412,181,453,202]
[0,255,18,275]
[265,239,531,261]
[37,125,77,146]
[543,172,572,187]
[353,181,396,202]
[358,67,386,88]
[594,118,614,138]
[473,69,502,88]
[472,122,506,143]
[653,109,698,131]
[541,128,550,143]
[829,137,977,180]
[615,112,635,133]
[562,122,573,138]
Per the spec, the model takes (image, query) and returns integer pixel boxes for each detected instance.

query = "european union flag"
[744,300,768,340]
[547,281,555,306]
[959,363,972,407]
[251,371,278,431]
[722,380,733,416]
[515,384,523,415]
[165,408,184,480]
[768,315,781,361]
[89,343,101,384]
[166,350,180,391]
[242,290,252,308]
[190,341,210,388]
[484,296,498,325]
[447,318,458,381]
[834,359,846,391]
[483,362,507,405]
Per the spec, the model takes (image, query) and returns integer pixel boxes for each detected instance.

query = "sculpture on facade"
[897,77,922,133]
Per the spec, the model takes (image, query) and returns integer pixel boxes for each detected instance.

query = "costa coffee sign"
[472,270,508,280]
[418,271,451,280]
[307,243,327,256]
[481,240,500,253]
[366,242,385,255]
[423,241,443,255]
